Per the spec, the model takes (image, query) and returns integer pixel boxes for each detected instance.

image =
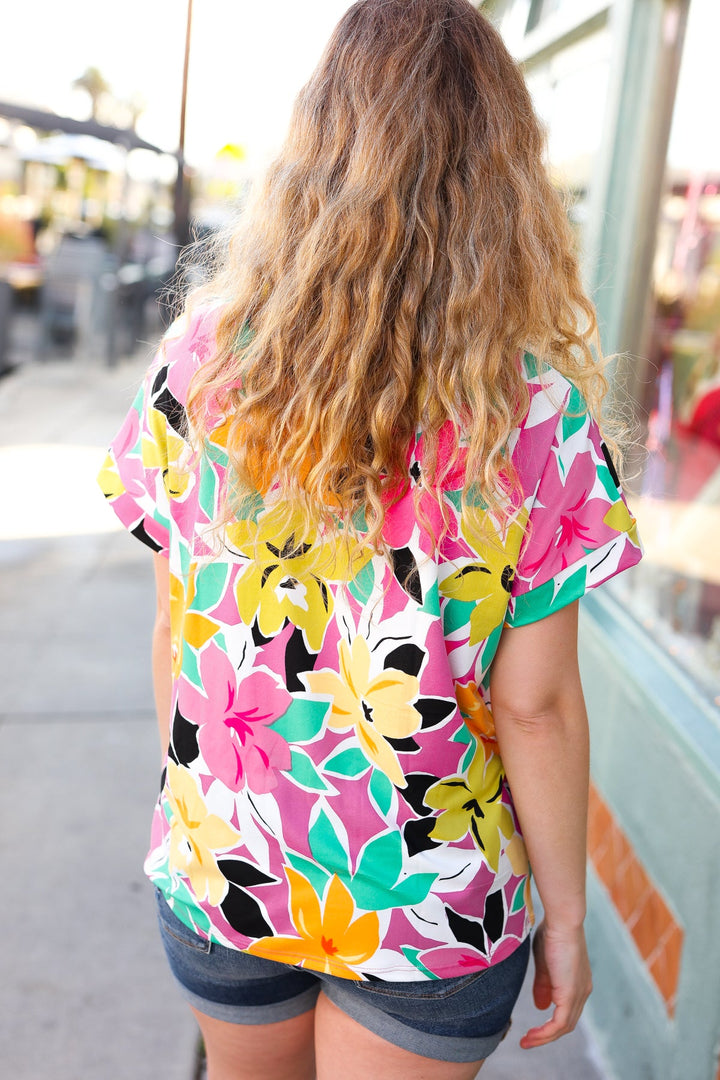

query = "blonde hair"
[187,0,606,553]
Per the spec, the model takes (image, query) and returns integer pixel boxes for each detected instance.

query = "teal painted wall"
[579,594,720,1080]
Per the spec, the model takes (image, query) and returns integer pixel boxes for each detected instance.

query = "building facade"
[479,2,720,1078]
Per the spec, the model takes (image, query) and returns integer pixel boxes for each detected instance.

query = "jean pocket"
[155,888,213,954]
[358,967,489,1002]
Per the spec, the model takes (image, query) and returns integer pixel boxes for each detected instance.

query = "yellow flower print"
[440,512,527,645]
[603,500,641,549]
[227,508,371,651]
[141,406,191,499]
[165,762,241,906]
[247,869,379,979]
[505,834,535,925]
[97,453,125,499]
[424,747,515,871]
[305,636,420,788]
[169,568,219,678]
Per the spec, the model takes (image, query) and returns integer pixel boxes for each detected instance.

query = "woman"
[99,2,642,1077]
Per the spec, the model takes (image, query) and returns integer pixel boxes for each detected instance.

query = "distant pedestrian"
[99,2,642,1077]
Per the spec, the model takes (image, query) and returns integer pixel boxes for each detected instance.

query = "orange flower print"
[455,681,497,757]
[247,869,380,979]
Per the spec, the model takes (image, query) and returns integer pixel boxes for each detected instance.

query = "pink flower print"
[418,945,490,978]
[180,646,292,793]
[520,452,616,581]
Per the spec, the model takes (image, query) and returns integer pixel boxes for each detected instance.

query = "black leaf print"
[400,773,439,816]
[403,817,441,856]
[130,519,163,552]
[170,704,199,766]
[414,697,456,729]
[152,378,187,437]
[601,442,621,489]
[390,547,423,604]
[260,564,279,588]
[219,882,273,938]
[446,908,487,955]
[217,859,277,889]
[483,890,506,943]
[251,620,276,646]
[384,644,424,677]
[286,624,318,692]
[385,736,421,753]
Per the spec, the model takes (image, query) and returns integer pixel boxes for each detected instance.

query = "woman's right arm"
[152,552,172,763]
[489,600,593,1049]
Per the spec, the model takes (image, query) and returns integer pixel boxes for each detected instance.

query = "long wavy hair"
[187,0,606,556]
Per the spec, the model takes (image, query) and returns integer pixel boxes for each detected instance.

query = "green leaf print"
[287,749,330,792]
[193,562,228,609]
[452,724,472,745]
[509,565,587,628]
[197,463,217,519]
[522,351,545,380]
[350,870,437,912]
[286,852,331,898]
[460,739,477,773]
[187,902,211,935]
[420,581,440,616]
[269,698,329,743]
[481,621,504,668]
[442,598,475,637]
[354,831,402,890]
[562,385,589,441]
[597,463,621,501]
[444,489,463,513]
[348,560,375,605]
[401,946,439,980]
[308,808,350,878]
[369,769,394,817]
[511,880,527,913]
[323,747,371,778]
[386,873,437,907]
[181,644,203,688]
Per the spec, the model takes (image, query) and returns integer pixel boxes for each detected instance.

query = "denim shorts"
[155,889,530,1063]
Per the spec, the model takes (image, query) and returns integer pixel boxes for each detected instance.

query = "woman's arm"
[152,552,172,762]
[490,600,593,1049]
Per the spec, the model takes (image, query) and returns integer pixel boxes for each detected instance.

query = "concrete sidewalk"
[0,353,610,1080]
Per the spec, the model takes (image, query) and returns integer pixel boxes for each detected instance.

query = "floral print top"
[99,305,642,981]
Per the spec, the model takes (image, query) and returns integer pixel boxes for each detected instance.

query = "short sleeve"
[505,397,642,628]
[97,355,179,557]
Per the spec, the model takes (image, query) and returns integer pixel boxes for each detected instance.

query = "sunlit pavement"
[0,352,197,1080]
[0,353,609,1080]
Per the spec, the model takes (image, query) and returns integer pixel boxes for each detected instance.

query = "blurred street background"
[0,2,718,1079]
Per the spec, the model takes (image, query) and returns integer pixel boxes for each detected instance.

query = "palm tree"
[72,67,111,122]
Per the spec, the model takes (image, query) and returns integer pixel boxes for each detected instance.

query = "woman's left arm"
[490,601,593,1048]
[152,553,172,762]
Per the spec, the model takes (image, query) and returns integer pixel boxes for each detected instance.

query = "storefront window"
[523,26,611,226]
[526,0,574,32]
[610,0,720,707]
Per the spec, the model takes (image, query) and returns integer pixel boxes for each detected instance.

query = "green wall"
[580,593,720,1080]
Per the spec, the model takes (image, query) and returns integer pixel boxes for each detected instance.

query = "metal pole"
[174,0,193,251]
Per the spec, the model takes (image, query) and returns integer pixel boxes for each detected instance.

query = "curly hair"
[186,0,606,555]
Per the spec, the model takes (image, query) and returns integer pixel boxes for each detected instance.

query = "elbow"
[492,702,556,736]
[491,688,584,734]
[154,607,172,635]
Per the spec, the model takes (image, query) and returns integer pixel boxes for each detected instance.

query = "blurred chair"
[37,234,115,359]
